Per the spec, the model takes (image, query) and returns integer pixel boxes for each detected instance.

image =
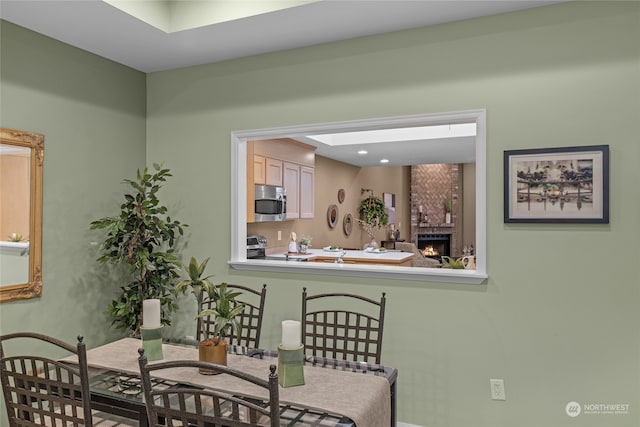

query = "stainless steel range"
[246,234,267,259]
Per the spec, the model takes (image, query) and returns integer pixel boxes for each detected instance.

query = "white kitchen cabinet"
[254,155,284,186]
[253,155,266,185]
[265,157,283,186]
[284,162,314,220]
[300,166,315,219]
[248,138,315,221]
[283,162,300,219]
[254,155,284,187]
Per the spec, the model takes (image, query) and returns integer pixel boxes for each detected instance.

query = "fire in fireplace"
[417,233,451,258]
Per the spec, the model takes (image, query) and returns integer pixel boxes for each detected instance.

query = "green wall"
[146,3,639,426]
[0,17,147,413]
[1,2,639,426]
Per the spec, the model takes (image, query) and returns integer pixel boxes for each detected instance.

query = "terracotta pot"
[198,339,227,375]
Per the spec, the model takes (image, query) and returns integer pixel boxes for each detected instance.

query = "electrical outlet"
[278,230,282,241]
[490,379,506,400]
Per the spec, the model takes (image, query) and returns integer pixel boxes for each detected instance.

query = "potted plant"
[8,233,23,242]
[297,236,312,253]
[90,163,187,335]
[358,189,388,247]
[443,199,452,224]
[441,256,465,269]
[175,256,215,331]
[175,257,244,373]
[196,282,244,373]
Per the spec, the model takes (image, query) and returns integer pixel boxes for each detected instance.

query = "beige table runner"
[72,338,390,427]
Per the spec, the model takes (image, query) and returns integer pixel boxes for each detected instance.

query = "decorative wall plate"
[338,189,345,203]
[343,213,353,236]
[327,204,339,228]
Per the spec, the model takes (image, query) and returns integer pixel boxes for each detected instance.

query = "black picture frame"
[504,145,609,223]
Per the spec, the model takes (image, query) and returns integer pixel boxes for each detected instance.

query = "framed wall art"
[327,204,338,228]
[504,145,609,223]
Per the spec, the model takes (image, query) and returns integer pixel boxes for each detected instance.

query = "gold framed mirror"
[1,128,44,302]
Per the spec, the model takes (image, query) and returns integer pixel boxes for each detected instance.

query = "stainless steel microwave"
[254,184,286,222]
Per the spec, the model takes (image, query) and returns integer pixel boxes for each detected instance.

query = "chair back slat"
[302,288,386,364]
[0,332,92,427]
[138,349,280,427]
[197,283,267,348]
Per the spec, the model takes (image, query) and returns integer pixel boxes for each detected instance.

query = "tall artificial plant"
[90,163,188,334]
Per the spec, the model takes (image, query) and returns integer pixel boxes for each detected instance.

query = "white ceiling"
[1,0,563,73]
[0,0,563,166]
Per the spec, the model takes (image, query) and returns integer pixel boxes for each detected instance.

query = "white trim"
[230,110,487,284]
[0,241,29,251]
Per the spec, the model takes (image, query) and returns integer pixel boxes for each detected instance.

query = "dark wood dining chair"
[197,283,267,348]
[0,332,93,427]
[138,348,280,426]
[302,287,387,364]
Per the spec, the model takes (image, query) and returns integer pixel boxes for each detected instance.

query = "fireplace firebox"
[417,234,451,258]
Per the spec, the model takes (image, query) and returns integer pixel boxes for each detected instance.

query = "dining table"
[62,338,397,427]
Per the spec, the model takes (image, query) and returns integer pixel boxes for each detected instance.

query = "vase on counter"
[445,212,451,224]
[298,244,308,254]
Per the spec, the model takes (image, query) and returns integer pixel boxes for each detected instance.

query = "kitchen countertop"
[265,248,414,265]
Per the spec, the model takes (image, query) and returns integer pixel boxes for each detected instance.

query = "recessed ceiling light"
[380,159,389,164]
[358,150,368,155]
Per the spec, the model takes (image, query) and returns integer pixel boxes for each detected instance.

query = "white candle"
[143,299,161,328]
[281,320,301,349]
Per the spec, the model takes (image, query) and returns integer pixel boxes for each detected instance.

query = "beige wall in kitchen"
[249,155,471,254]
[248,155,410,251]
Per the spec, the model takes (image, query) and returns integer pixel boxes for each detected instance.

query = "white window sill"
[229,259,487,285]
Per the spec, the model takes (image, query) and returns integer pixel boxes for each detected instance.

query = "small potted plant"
[175,257,244,373]
[443,199,452,224]
[8,233,23,242]
[196,283,244,373]
[175,256,215,324]
[297,236,312,253]
[441,256,465,269]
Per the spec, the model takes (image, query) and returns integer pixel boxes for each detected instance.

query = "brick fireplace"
[410,164,462,257]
